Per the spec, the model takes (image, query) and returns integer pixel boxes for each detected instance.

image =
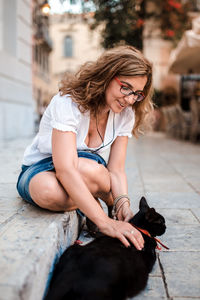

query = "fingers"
[123,229,144,250]
[115,221,144,250]
[124,216,129,222]
[98,218,144,250]
[117,207,134,222]
[116,229,144,250]
[124,213,134,222]
[115,232,130,248]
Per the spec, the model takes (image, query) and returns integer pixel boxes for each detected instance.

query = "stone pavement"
[127,133,200,300]
[0,132,200,300]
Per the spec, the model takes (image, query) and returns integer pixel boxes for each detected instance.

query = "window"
[64,35,73,57]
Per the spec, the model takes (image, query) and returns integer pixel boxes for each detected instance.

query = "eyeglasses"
[114,77,145,102]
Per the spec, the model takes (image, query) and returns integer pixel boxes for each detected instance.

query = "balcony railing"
[34,24,53,51]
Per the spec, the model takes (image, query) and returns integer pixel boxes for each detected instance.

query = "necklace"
[96,114,104,145]
[93,112,115,153]
[82,112,115,154]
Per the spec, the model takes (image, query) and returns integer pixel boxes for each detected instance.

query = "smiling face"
[105,76,147,113]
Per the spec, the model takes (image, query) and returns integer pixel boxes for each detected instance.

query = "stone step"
[0,203,81,300]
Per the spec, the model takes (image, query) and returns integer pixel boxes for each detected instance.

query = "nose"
[124,94,136,105]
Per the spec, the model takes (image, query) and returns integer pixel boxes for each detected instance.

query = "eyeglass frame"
[114,77,145,102]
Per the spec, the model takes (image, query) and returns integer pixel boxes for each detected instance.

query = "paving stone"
[0,211,19,223]
[1,133,200,300]
[125,168,144,188]
[130,195,146,212]
[126,134,200,299]
[191,208,200,222]
[145,192,200,209]
[188,180,200,193]
[157,208,199,225]
[144,179,194,193]
[0,171,19,184]
[148,256,161,277]
[126,177,144,191]
[0,197,25,213]
[174,298,200,299]
[129,276,167,299]
[0,183,20,199]
[159,252,200,298]
[164,225,200,251]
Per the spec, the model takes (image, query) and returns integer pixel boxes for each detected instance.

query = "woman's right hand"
[98,218,144,250]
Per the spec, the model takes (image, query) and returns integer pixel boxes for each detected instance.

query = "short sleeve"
[50,93,81,133]
[117,107,135,138]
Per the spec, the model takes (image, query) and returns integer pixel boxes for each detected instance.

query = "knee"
[78,159,98,187]
[32,180,66,209]
[41,182,58,203]
[78,159,111,194]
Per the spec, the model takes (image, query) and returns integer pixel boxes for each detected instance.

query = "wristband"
[112,194,130,219]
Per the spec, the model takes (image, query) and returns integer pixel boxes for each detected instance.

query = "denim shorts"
[16,151,107,212]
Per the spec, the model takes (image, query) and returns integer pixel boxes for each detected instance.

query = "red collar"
[132,224,169,250]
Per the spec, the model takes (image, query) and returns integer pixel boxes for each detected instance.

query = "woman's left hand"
[117,202,134,222]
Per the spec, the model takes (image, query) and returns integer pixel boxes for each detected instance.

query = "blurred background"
[0,0,200,143]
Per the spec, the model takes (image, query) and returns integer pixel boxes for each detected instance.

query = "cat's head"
[129,197,166,237]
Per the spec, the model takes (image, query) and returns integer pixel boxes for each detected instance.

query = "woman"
[17,45,153,250]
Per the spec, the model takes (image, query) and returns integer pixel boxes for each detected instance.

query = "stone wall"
[0,0,34,141]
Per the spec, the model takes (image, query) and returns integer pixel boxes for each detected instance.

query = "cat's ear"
[139,197,150,213]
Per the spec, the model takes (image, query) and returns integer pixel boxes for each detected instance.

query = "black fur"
[45,197,166,300]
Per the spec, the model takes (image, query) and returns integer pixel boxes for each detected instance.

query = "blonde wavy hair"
[59,45,154,137]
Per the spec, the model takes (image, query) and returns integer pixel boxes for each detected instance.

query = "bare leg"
[29,158,113,212]
[29,171,75,211]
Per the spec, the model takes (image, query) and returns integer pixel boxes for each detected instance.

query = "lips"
[117,100,126,108]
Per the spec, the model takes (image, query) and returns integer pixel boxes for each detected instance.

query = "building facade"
[49,10,180,97]
[32,0,53,122]
[143,1,200,94]
[0,0,34,141]
[49,12,103,96]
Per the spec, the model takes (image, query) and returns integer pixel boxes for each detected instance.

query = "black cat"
[45,197,167,300]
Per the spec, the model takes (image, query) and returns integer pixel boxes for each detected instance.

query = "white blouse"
[23,93,135,165]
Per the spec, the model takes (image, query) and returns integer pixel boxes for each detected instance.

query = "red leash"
[74,226,169,250]
[132,225,169,250]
